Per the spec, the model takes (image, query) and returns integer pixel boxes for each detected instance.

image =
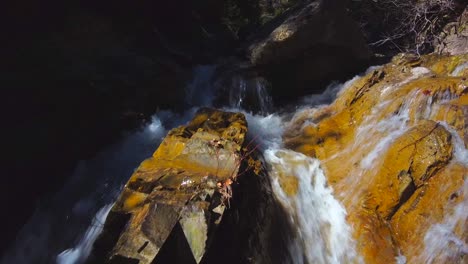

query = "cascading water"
[5,57,465,264]
[2,60,362,264]
[227,76,273,114]
[287,61,468,263]
[240,76,363,264]
[265,149,359,264]
[56,204,113,264]
[418,122,468,263]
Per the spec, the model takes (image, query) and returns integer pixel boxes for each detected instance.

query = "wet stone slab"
[86,108,247,264]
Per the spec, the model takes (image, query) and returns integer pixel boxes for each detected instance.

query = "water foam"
[265,149,360,264]
[422,179,468,262]
[56,204,113,264]
[417,120,468,262]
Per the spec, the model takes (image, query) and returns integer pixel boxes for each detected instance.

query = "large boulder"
[88,109,248,263]
[246,0,371,102]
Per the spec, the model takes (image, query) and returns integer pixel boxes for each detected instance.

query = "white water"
[285,62,468,263]
[418,121,468,263]
[422,184,468,262]
[9,59,466,264]
[56,204,113,264]
[225,75,274,114]
[265,149,359,264]
[450,62,468,76]
[240,75,362,264]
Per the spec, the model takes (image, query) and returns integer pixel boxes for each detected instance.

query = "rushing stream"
[265,149,359,264]
[3,62,467,264]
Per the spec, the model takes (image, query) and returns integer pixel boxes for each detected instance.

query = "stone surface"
[435,8,468,55]
[284,53,468,263]
[88,108,248,263]
[248,0,369,66]
[246,0,371,103]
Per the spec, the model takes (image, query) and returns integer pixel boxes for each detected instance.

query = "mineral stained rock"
[284,53,468,263]
[88,108,247,264]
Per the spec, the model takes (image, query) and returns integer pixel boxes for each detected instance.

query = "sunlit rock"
[284,53,468,263]
[87,108,247,263]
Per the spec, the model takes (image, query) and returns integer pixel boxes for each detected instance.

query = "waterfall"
[7,57,465,264]
[228,76,273,114]
[287,63,468,263]
[265,149,359,264]
[47,64,360,264]
[241,79,362,264]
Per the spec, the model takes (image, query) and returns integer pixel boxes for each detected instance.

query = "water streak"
[1,115,170,264]
[56,204,113,264]
[450,62,468,76]
[265,149,359,264]
[422,179,468,263]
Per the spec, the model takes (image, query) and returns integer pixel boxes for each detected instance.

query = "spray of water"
[56,204,113,264]
[265,149,360,264]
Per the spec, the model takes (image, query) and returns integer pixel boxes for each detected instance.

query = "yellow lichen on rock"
[91,108,249,264]
[391,163,466,263]
[284,53,468,263]
[362,121,452,219]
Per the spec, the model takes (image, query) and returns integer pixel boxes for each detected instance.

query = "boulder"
[246,0,371,102]
[88,108,248,263]
[435,8,468,55]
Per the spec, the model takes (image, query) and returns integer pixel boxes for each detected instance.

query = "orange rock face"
[284,53,468,263]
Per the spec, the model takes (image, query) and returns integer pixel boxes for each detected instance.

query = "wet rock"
[248,0,369,66]
[88,108,247,263]
[366,120,453,219]
[391,163,466,263]
[284,53,468,263]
